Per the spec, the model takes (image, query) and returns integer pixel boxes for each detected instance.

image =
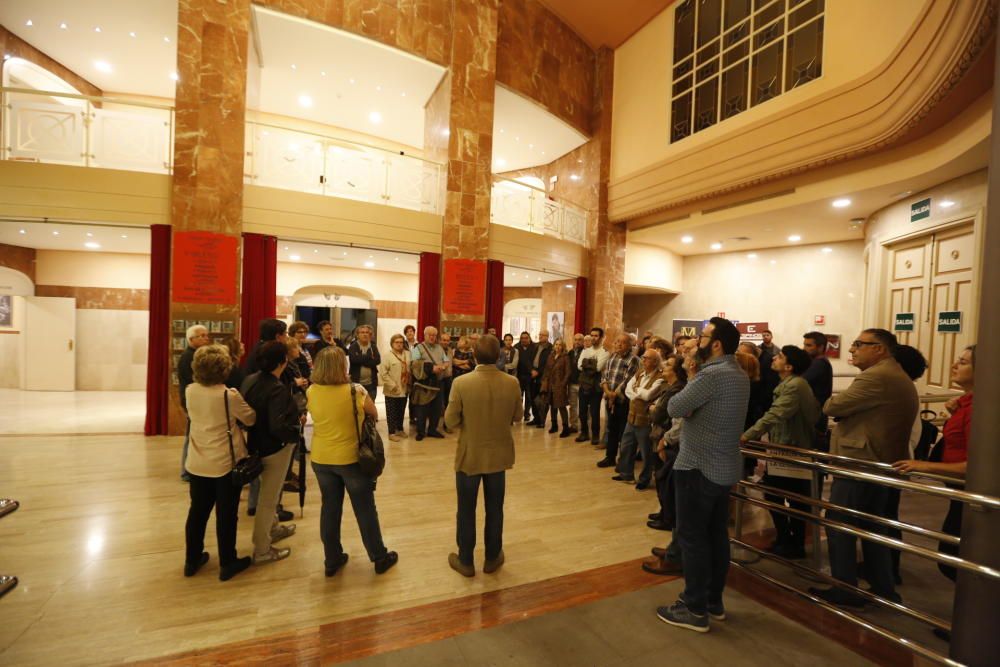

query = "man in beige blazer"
[444,334,523,577]
[809,328,918,608]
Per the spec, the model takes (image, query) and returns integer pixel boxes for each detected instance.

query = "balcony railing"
[244,121,444,215]
[1,87,174,174]
[490,176,589,247]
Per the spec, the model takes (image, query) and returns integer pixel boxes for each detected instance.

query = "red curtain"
[240,233,277,357]
[485,259,504,334]
[144,225,171,435]
[417,251,441,336]
[574,276,588,335]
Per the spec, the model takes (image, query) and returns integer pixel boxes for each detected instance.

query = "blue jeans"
[312,462,388,566]
[456,470,506,565]
[616,423,653,483]
[674,468,731,615]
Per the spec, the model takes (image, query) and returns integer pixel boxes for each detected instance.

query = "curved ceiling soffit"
[609,0,997,224]
[291,285,375,302]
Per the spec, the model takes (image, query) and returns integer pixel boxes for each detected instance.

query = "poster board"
[442,259,486,316]
[172,231,238,304]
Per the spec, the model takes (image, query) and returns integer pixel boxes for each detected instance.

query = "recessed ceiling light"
[94,26,102,33]
[541,151,546,156]
[711,242,722,250]
[681,235,693,244]
[86,232,93,237]
[2,54,9,61]
[364,261,375,268]
[170,71,179,81]
[375,85,382,91]
[313,249,319,253]
[289,254,301,261]
[499,128,505,134]
[298,95,313,108]
[821,247,833,253]
[18,229,25,234]
[52,230,60,236]
[129,31,136,37]
[769,260,777,265]
[570,174,580,181]
[25,20,33,27]
[290,63,297,70]
[400,92,406,97]
[787,234,802,242]
[283,246,288,250]
[368,111,383,124]
[894,190,912,198]
[515,136,520,142]
[121,234,128,239]
[343,251,348,256]
[441,128,450,137]
[94,61,112,73]
[747,253,758,259]
[60,22,68,30]
[85,241,101,249]
[394,257,399,261]
[939,200,956,208]
[832,198,851,208]
[321,71,326,77]
[495,158,507,168]
[528,144,533,149]
[349,78,356,84]
[368,254,373,258]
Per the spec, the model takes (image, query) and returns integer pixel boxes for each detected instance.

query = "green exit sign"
[937,311,962,333]
[911,198,931,222]
[893,313,915,332]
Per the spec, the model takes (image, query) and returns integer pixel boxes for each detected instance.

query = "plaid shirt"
[668,355,750,486]
[602,351,640,397]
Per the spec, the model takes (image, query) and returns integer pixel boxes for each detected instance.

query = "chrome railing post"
[810,466,824,572]
[0,499,18,601]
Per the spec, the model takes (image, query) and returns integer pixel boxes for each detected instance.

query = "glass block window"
[670,0,824,143]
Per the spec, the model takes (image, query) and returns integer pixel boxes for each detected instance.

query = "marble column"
[586,47,626,340]
[431,0,499,333]
[167,0,251,435]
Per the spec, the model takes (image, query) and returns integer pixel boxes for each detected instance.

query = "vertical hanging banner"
[442,258,487,315]
[172,231,239,304]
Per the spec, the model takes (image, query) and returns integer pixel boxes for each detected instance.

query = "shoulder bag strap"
[350,384,363,446]
[224,389,236,467]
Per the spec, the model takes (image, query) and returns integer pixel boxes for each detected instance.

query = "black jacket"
[515,343,535,377]
[178,345,196,410]
[531,343,553,379]
[240,372,300,458]
[348,341,381,386]
[568,347,584,384]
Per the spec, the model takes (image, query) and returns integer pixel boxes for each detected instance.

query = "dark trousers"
[518,375,533,419]
[456,470,506,565]
[529,378,544,423]
[826,478,896,597]
[762,474,812,548]
[605,396,629,461]
[441,377,453,411]
[363,382,377,401]
[885,487,902,578]
[385,396,407,434]
[414,393,443,436]
[548,403,569,431]
[939,499,962,581]
[655,445,680,526]
[312,462,388,565]
[185,471,242,567]
[675,468,731,615]
[579,389,602,441]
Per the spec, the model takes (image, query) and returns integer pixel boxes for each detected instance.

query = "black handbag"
[225,390,263,487]
[351,384,386,478]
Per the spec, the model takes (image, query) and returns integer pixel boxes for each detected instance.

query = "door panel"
[24,296,76,391]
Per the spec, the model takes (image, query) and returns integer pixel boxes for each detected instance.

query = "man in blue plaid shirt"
[657,317,749,633]
[596,334,640,468]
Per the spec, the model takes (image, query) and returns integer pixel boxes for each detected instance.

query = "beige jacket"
[444,365,524,475]
[185,384,256,477]
[378,349,410,398]
[824,357,918,464]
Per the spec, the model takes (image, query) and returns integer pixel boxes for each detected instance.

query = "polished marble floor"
[0,389,146,435]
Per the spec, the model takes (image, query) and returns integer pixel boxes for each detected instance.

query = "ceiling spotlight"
[499,128,505,134]
[441,128,450,137]
[681,235,693,244]
[769,260,777,265]
[821,247,833,253]
[394,257,399,261]
[291,64,297,70]
[164,36,170,42]
[60,22,68,30]
[289,254,301,261]
[170,71,179,81]
[19,229,26,234]
[894,190,912,198]
[321,71,326,76]
[343,251,348,256]
[349,78,356,84]
[298,95,313,108]
[368,254,373,259]
[570,174,580,181]
[86,232,93,237]
[129,31,136,37]
[832,198,851,208]
[52,230,60,236]
[85,241,101,249]
[747,253,758,259]
[368,111,383,124]
[95,60,112,73]
[121,234,128,239]
[313,249,319,253]
[26,20,33,27]
[94,26,102,33]
[939,200,956,208]
[400,92,406,97]
[495,158,507,168]
[787,234,802,242]
[711,242,722,250]
[364,261,375,268]
[283,246,288,250]
[376,85,382,91]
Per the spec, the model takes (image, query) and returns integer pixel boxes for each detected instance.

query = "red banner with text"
[171,231,239,304]
[442,258,487,316]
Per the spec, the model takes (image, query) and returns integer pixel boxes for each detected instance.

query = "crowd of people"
[174,316,975,640]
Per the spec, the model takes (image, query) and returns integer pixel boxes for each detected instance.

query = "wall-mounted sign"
[893,312,915,332]
[442,259,486,316]
[910,198,931,223]
[717,311,726,318]
[172,231,238,304]
[672,319,703,338]
[937,311,962,333]
[825,334,842,359]
[814,315,825,326]
[736,322,769,343]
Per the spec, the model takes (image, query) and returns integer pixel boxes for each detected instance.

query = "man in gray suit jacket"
[810,328,918,607]
[444,335,523,577]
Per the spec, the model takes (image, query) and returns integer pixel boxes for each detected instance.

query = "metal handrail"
[1,86,174,110]
[492,174,591,212]
[743,440,965,486]
[737,479,959,545]
[744,447,999,510]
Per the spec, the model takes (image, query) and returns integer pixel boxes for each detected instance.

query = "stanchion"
[794,469,828,583]
[0,499,18,519]
[0,499,18,600]
[731,487,760,564]
[0,575,16,599]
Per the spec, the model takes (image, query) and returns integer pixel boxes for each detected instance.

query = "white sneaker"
[254,546,291,564]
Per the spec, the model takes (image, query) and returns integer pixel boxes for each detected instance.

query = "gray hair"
[186,324,207,342]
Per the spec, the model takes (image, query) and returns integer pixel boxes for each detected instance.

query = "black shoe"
[648,512,661,521]
[416,433,425,441]
[568,427,578,434]
[611,474,635,483]
[597,458,615,468]
[325,553,349,577]
[575,434,589,442]
[427,431,445,439]
[184,552,209,577]
[247,507,257,517]
[535,422,545,429]
[219,556,252,581]
[548,427,558,434]
[559,429,572,438]
[277,509,294,522]
[635,481,650,491]
[647,519,672,531]
[808,586,867,608]
[375,551,398,574]
[590,439,601,445]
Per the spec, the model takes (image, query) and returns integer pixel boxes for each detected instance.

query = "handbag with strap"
[225,390,263,487]
[351,384,386,478]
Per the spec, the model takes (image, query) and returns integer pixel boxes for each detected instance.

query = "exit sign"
[910,198,931,222]
[937,311,962,333]
[893,313,915,332]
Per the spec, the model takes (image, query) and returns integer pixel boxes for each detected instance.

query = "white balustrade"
[490,177,589,248]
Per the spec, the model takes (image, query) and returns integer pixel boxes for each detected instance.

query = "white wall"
[35,250,150,288]
[631,240,865,378]
[277,262,418,301]
[624,242,683,293]
[0,295,27,389]
[0,266,34,296]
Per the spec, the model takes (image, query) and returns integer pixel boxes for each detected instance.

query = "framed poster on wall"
[0,295,11,328]
[547,312,565,343]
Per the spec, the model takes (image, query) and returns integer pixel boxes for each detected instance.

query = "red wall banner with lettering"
[172,231,239,304]
[442,259,487,315]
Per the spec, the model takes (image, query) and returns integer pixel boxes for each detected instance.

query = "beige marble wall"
[76,310,149,391]
[541,278,578,343]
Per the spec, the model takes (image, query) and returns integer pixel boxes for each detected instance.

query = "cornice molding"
[609,0,997,224]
